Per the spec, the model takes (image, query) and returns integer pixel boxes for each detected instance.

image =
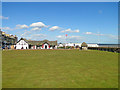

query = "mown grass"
[2,50,118,88]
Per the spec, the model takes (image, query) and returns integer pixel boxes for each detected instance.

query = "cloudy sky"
[1,2,118,44]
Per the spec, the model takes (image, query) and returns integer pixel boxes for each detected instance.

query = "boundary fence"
[88,47,120,53]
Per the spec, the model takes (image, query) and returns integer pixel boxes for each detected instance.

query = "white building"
[15,38,29,49]
[62,43,99,47]
[15,38,57,49]
[87,44,99,47]
[58,43,64,47]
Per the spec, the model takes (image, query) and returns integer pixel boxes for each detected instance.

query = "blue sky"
[2,0,120,2]
[1,2,118,44]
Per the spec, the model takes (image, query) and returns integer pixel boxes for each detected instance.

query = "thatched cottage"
[15,38,57,49]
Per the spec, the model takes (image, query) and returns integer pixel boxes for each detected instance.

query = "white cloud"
[21,30,31,37]
[85,32,92,35]
[31,27,41,31]
[98,10,103,14]
[21,30,47,40]
[85,32,104,36]
[57,35,82,39]
[56,35,64,38]
[49,26,61,31]
[70,36,81,38]
[1,27,12,30]
[0,16,9,19]
[32,34,46,37]
[16,24,29,29]
[56,35,84,43]
[85,32,118,39]
[106,34,118,39]
[30,22,48,28]
[61,28,80,33]
[29,34,47,40]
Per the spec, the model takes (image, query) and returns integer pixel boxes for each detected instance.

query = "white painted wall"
[37,47,40,49]
[65,43,81,47]
[15,40,29,49]
[65,43,74,47]
[31,45,37,49]
[87,44,99,47]
[50,47,53,49]
[73,43,81,47]
[55,46,57,49]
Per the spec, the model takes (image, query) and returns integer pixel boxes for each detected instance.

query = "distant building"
[87,44,99,47]
[63,43,99,47]
[15,38,57,49]
[0,29,18,49]
[58,43,64,47]
[81,42,88,50]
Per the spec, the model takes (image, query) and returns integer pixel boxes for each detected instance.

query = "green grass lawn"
[2,50,118,88]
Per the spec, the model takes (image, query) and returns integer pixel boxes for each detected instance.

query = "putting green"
[2,50,118,88]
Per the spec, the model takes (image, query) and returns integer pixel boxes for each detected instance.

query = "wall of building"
[31,45,37,49]
[1,30,18,49]
[87,44,99,47]
[15,40,29,49]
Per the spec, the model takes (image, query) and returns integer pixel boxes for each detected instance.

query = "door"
[45,45,47,49]
[21,47,23,49]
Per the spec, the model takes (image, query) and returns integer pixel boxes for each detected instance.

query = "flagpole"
[65,34,67,49]
[65,35,66,49]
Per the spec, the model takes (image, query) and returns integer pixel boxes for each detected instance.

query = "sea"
[98,44,119,48]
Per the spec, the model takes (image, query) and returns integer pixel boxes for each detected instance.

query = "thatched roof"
[19,38,57,45]
[81,42,88,47]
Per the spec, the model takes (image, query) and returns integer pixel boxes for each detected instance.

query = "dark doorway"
[26,47,27,49]
[45,45,47,49]
[21,47,23,49]
[29,45,32,49]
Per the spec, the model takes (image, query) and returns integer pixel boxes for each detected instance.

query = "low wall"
[88,47,120,53]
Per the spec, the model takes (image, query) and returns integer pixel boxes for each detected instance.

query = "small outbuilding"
[58,43,64,47]
[81,42,88,50]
